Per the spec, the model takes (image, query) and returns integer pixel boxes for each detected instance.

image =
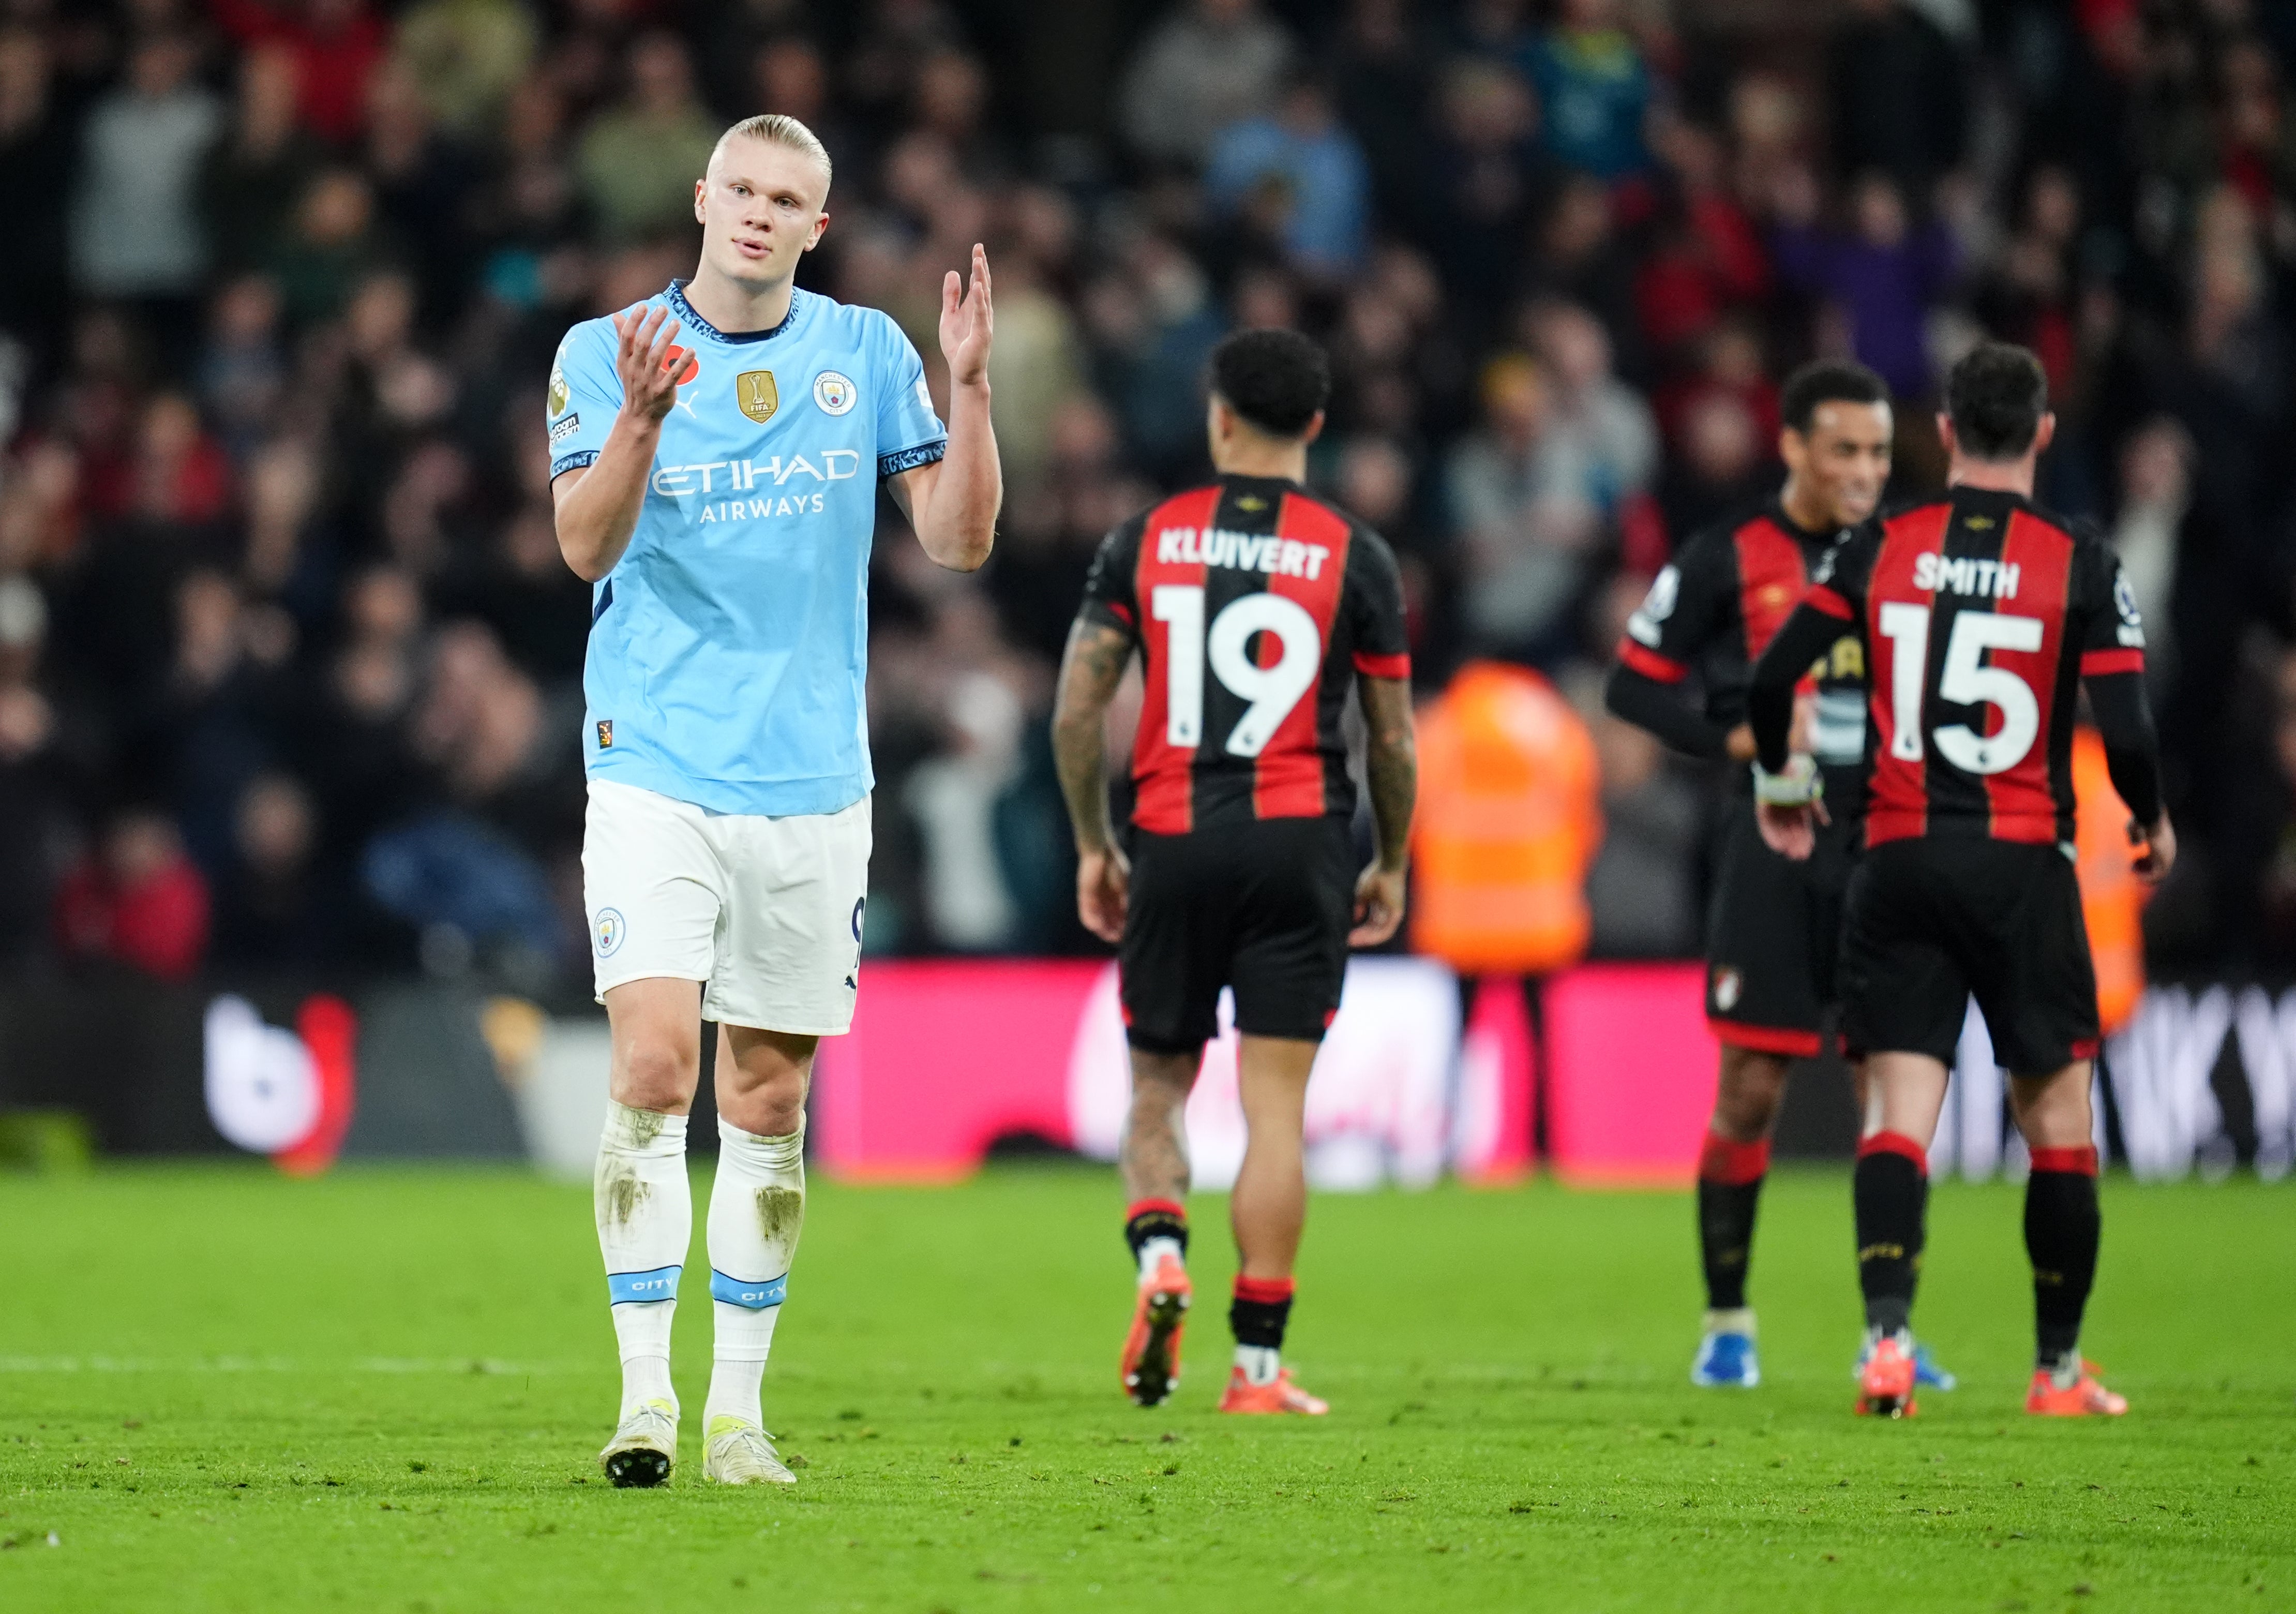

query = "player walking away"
[1749,341,2172,1419]
[1604,360,1956,1396]
[548,114,999,1485]
[1050,330,1416,1416]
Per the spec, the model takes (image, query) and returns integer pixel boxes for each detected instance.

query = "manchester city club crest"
[814,370,857,415]
[594,908,626,958]
[736,370,778,424]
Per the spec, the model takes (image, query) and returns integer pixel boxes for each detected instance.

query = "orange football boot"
[1217,1366,1329,1415]
[2026,1359,2128,1416]
[1119,1252,1189,1407]
[1855,1333,1919,1418]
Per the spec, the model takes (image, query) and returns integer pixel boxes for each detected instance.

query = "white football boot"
[702,1415,797,1485]
[599,1398,679,1487]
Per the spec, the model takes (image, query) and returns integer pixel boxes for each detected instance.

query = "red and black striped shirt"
[1078,474,1410,835]
[1751,488,2150,847]
[1612,498,1869,798]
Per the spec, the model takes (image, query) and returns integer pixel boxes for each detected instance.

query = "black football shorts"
[1119,817,1354,1053]
[1704,796,1858,1057]
[1839,835,2100,1077]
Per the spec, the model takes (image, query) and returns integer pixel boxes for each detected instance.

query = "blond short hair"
[710,113,833,187]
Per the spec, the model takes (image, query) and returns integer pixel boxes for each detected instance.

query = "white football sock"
[704,1116,806,1430]
[1137,1234,1184,1283]
[595,1101,691,1418]
[1235,1344,1282,1385]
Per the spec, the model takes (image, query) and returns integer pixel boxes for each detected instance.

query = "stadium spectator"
[68,32,224,343]
[0,29,76,349]
[1633,119,1769,363]
[1327,0,1433,204]
[1655,386,1769,544]
[1522,0,1653,184]
[54,808,212,983]
[1770,167,1956,399]
[0,575,68,966]
[212,770,335,964]
[980,245,1085,498]
[2108,417,2193,689]
[388,0,536,139]
[1445,354,1603,666]
[1204,75,1372,276]
[208,0,387,147]
[198,277,292,464]
[575,33,718,245]
[265,167,392,326]
[1525,298,1657,506]
[1825,0,1967,200]
[1118,0,1293,170]
[202,44,322,281]
[1419,57,1549,328]
[903,668,1027,952]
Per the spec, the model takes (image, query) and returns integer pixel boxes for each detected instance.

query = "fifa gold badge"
[736,370,779,424]
[596,719,614,749]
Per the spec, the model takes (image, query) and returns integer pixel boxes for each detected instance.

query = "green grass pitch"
[1,1164,2291,1612]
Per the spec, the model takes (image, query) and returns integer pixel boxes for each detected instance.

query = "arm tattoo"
[1052,616,1136,853]
[1359,675,1417,873]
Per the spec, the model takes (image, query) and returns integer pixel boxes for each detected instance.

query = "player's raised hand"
[939,243,993,388]
[612,304,688,424]
[1349,863,1406,948]
[1077,843,1129,944]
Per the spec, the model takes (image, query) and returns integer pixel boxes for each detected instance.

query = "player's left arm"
[1353,674,1416,947]
[2077,545,2174,881]
[888,244,1000,572]
[1052,614,1136,944]
[1347,528,1416,946]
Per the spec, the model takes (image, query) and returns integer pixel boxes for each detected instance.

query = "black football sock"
[2024,1146,2101,1368]
[1696,1130,1770,1313]
[1230,1276,1295,1383]
[1854,1131,1929,1337]
[1123,1198,1188,1267]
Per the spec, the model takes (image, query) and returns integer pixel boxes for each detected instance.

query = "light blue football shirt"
[548,280,947,816]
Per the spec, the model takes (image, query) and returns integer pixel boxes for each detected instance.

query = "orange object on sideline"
[1409,661,1602,975]
[2071,725,2147,1036]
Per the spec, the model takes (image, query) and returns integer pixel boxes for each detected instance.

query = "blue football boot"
[1691,1312,1761,1387]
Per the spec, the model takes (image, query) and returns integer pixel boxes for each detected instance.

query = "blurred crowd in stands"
[4,0,2296,993]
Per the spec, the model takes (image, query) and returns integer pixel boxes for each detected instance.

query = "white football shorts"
[581,778,872,1035]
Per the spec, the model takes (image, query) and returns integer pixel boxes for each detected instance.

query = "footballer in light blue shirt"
[551,113,1000,1489]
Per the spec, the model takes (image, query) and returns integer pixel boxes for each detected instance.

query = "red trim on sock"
[1697,1130,1770,1186]
[1233,1275,1296,1305]
[2068,1038,2099,1060]
[2029,1145,2098,1177]
[1856,1130,1929,1174]
[1125,1198,1187,1223]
